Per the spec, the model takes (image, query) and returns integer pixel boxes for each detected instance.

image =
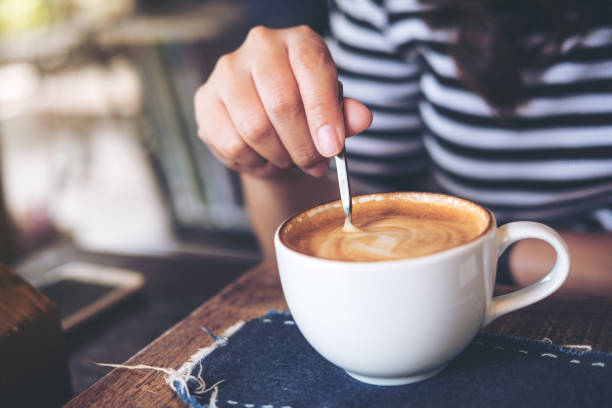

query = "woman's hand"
[194,25,372,178]
[510,231,612,297]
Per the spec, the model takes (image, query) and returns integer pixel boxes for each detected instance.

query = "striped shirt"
[328,0,612,230]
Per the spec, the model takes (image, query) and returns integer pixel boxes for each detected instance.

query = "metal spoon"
[335,81,359,232]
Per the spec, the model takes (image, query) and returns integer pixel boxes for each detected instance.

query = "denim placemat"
[173,311,611,408]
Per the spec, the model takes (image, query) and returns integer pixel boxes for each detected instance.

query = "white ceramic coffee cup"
[274,192,570,386]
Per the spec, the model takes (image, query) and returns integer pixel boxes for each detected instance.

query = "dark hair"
[422,0,612,115]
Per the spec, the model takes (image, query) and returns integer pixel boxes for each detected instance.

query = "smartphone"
[32,262,145,331]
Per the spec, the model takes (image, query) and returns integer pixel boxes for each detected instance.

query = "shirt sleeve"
[328,2,612,231]
[326,0,429,192]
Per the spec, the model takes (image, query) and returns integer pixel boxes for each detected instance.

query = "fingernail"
[317,124,342,157]
[306,161,329,178]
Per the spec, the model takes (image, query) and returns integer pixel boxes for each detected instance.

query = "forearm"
[241,170,339,260]
[510,231,612,297]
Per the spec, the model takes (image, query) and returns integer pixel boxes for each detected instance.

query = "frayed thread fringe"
[96,320,245,406]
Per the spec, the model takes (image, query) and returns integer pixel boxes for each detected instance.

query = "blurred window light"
[31,57,141,117]
[0,0,51,35]
[0,0,134,36]
[0,63,39,103]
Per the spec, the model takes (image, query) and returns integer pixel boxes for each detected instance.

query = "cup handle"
[482,221,570,326]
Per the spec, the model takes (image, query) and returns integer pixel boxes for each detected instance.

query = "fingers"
[207,139,284,179]
[216,61,292,170]
[194,25,373,180]
[197,91,266,169]
[250,31,328,177]
[343,98,373,136]
[285,26,345,158]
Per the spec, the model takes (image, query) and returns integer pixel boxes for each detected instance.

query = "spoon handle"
[334,81,353,226]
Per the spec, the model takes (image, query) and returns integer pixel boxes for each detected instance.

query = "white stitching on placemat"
[542,338,593,351]
[472,340,607,367]
[216,401,295,408]
[564,345,593,351]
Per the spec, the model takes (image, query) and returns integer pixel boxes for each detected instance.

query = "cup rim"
[275,191,495,266]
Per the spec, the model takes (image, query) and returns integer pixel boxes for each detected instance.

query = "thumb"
[343,98,373,137]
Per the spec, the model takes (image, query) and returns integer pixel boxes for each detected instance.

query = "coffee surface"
[281,193,490,262]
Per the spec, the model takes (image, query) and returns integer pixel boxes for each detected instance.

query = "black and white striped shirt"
[328,0,612,230]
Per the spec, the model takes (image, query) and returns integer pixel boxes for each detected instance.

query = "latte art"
[280,192,490,262]
[310,216,475,261]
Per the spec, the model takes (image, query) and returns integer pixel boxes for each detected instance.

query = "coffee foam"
[280,192,491,262]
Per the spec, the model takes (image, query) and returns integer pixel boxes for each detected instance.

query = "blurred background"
[0,0,327,397]
[0,0,328,262]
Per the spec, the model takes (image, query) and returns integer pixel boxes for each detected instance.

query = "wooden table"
[65,262,612,407]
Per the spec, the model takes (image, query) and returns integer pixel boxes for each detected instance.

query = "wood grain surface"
[0,263,72,407]
[65,262,612,407]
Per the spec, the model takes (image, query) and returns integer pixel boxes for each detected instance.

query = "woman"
[193,0,612,296]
